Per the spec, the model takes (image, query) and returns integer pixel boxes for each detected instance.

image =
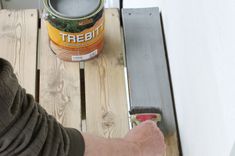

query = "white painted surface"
[161,0,235,155]
[104,0,119,8]
[123,0,162,8]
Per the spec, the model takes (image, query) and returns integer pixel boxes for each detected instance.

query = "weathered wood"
[0,9,38,96]
[39,19,82,131]
[85,9,129,138]
[122,8,180,156]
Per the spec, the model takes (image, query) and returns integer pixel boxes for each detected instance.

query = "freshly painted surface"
[122,8,179,156]
[123,7,177,135]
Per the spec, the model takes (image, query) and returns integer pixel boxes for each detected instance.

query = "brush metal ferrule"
[130,113,161,127]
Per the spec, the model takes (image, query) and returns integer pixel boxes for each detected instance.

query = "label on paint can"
[72,49,98,61]
[46,16,104,50]
[43,0,105,62]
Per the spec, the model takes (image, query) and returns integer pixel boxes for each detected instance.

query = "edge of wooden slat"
[0,9,38,97]
[0,1,2,9]
[38,18,82,131]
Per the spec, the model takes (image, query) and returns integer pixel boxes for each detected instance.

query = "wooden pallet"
[0,8,180,155]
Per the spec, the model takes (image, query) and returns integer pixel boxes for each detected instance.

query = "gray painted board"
[122,8,180,155]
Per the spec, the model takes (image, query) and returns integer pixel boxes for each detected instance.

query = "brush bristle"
[129,107,162,115]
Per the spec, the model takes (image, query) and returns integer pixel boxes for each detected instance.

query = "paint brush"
[129,107,162,127]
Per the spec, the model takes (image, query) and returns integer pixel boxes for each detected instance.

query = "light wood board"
[0,9,38,96]
[84,9,129,138]
[122,8,180,156]
[39,19,82,131]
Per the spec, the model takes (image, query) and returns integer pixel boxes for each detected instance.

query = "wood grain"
[84,9,129,138]
[122,8,180,156]
[165,133,179,156]
[0,9,38,96]
[39,19,82,131]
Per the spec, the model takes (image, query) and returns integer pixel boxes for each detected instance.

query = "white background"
[161,0,235,155]
[123,0,162,9]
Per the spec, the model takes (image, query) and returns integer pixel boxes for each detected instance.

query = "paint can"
[43,0,105,62]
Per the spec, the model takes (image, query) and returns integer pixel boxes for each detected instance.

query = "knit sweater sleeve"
[0,58,85,156]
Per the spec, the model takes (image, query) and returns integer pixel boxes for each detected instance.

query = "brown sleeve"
[0,58,85,156]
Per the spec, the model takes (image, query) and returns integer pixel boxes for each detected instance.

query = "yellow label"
[46,17,104,49]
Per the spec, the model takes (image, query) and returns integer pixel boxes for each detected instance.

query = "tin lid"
[49,0,101,18]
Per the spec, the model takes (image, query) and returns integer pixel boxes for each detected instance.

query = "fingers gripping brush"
[129,107,162,127]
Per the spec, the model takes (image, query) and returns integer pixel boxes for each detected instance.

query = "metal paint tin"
[43,0,105,62]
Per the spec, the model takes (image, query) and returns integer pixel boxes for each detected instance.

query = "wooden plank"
[39,19,82,131]
[0,9,38,96]
[162,0,235,155]
[85,9,129,138]
[122,8,180,156]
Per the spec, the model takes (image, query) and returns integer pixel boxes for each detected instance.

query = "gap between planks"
[37,9,130,138]
[37,15,91,133]
[38,17,82,131]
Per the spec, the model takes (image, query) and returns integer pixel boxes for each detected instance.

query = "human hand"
[124,120,166,156]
